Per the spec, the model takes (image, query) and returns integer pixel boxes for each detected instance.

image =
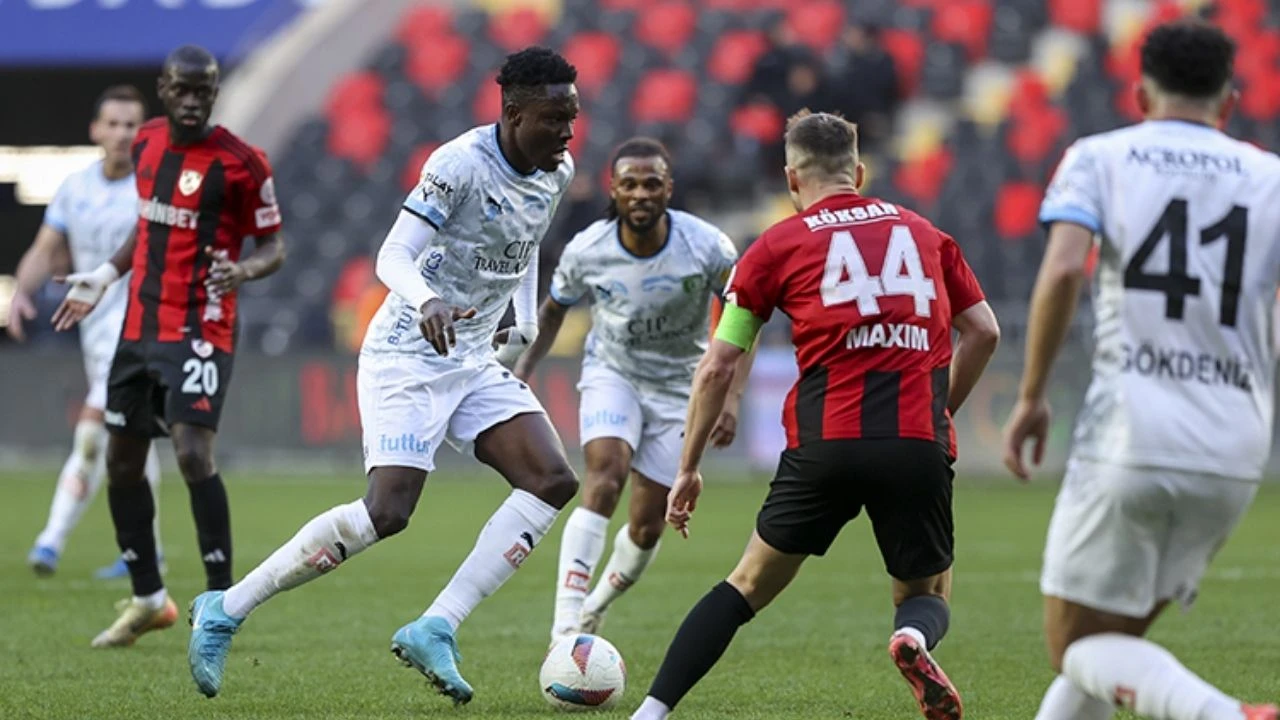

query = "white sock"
[221,499,379,619]
[893,626,929,650]
[35,420,106,552]
[1035,676,1117,720]
[583,524,660,616]
[631,696,672,720]
[1063,634,1245,720]
[553,507,609,638]
[136,587,169,611]
[144,443,163,556]
[426,489,559,631]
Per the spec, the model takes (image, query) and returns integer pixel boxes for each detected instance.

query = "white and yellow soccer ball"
[540,634,626,711]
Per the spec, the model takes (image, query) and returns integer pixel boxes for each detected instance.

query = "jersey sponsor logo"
[192,339,214,359]
[138,197,199,230]
[845,323,931,352]
[473,240,536,273]
[1120,343,1253,392]
[379,432,432,455]
[419,172,454,200]
[1126,146,1244,176]
[179,169,203,196]
[582,408,628,429]
[802,202,900,231]
[681,274,705,294]
[641,274,682,293]
[254,204,281,229]
[386,306,417,345]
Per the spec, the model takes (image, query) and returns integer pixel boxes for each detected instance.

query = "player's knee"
[582,470,625,512]
[365,498,413,538]
[174,445,214,483]
[628,518,663,550]
[532,462,579,509]
[105,437,149,486]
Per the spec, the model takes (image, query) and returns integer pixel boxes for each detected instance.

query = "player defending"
[52,46,287,647]
[630,112,1000,720]
[11,85,164,580]
[1003,20,1278,720]
[186,48,580,705]
[511,137,753,642]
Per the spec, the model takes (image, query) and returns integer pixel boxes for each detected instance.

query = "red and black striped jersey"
[124,118,282,353]
[726,193,985,457]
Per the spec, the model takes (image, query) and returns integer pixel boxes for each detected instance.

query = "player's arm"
[511,296,570,381]
[707,295,758,448]
[376,209,475,355]
[948,300,1000,414]
[495,246,541,366]
[7,223,68,340]
[50,226,136,332]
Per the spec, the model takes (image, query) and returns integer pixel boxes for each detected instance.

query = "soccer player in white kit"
[511,137,752,642]
[187,48,581,705]
[8,85,163,580]
[1003,21,1278,720]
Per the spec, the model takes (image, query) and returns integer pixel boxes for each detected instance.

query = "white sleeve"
[375,209,440,311]
[1039,139,1104,233]
[513,245,539,327]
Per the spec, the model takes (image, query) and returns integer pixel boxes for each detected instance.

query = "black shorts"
[755,438,955,581]
[105,340,235,438]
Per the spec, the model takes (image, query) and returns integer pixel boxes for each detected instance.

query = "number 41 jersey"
[1041,119,1280,480]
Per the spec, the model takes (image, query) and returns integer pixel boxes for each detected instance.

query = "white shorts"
[1040,458,1259,617]
[83,344,116,411]
[578,364,686,487]
[357,354,547,473]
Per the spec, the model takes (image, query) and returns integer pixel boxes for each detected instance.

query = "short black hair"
[1141,19,1235,99]
[607,137,672,220]
[163,44,219,77]
[496,46,577,106]
[94,85,147,119]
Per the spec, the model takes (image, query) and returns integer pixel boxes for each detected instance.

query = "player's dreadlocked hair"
[784,109,859,181]
[606,137,672,220]
[1141,19,1235,99]
[497,47,577,106]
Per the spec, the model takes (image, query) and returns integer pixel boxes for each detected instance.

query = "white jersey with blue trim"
[362,125,575,361]
[1040,119,1280,479]
[550,210,738,397]
[43,159,136,355]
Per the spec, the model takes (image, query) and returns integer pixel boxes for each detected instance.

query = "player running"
[629,111,1000,720]
[11,85,165,581]
[1003,20,1279,720]
[510,137,753,643]
[52,45,286,647]
[186,47,580,705]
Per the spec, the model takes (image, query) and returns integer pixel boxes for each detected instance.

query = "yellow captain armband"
[714,302,764,350]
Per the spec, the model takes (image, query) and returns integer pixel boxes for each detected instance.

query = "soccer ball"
[540,634,626,711]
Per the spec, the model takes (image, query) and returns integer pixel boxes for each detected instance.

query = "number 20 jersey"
[1041,119,1280,479]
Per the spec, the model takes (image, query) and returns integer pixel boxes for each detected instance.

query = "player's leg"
[95,440,164,580]
[91,341,179,648]
[169,423,235,590]
[865,440,963,720]
[580,470,667,632]
[29,405,107,575]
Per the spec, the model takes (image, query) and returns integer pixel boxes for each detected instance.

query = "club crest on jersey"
[191,339,214,359]
[179,170,203,196]
[259,177,277,205]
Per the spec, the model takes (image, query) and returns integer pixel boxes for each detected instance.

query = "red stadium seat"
[1240,77,1280,121]
[402,142,442,191]
[1048,0,1100,35]
[328,109,391,171]
[1007,70,1049,122]
[1006,106,1066,164]
[636,2,698,58]
[994,181,1042,240]
[562,32,621,99]
[894,148,952,206]
[708,31,769,85]
[600,0,647,10]
[881,29,925,98]
[489,7,548,53]
[730,102,784,144]
[700,0,754,10]
[786,0,844,53]
[405,33,469,95]
[395,4,453,48]
[931,0,992,62]
[631,69,698,123]
[325,71,384,120]
[473,73,503,124]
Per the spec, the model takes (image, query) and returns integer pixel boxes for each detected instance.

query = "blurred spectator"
[742,20,809,108]
[829,24,899,152]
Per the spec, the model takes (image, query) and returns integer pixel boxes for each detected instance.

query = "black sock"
[648,581,756,709]
[107,482,162,597]
[894,594,950,650]
[188,473,233,590]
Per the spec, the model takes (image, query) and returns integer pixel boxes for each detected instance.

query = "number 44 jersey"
[1041,119,1280,479]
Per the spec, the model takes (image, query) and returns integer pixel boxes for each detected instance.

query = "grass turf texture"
[2,470,1278,719]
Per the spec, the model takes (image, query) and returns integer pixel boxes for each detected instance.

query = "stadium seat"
[405,33,470,95]
[931,0,993,62]
[730,102,784,145]
[635,2,698,58]
[395,4,454,47]
[785,0,844,53]
[1006,69,1049,122]
[631,69,697,123]
[488,6,549,52]
[325,71,385,120]
[472,72,503,124]
[562,31,622,98]
[707,30,769,86]
[1005,105,1066,166]
[994,180,1041,240]
[881,29,926,97]
[893,147,952,208]
[1048,0,1100,34]
[327,109,391,171]
[989,5,1033,64]
[921,42,967,100]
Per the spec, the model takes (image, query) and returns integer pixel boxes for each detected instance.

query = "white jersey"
[1041,119,1280,479]
[550,211,738,397]
[362,125,574,360]
[43,159,135,356]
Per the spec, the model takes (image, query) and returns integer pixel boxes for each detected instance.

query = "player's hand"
[1002,396,1051,483]
[5,289,36,341]
[51,263,118,332]
[493,322,538,368]
[419,298,477,356]
[205,248,249,295]
[710,394,741,448]
[667,469,704,539]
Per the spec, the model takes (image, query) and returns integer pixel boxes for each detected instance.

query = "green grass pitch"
[2,469,1278,719]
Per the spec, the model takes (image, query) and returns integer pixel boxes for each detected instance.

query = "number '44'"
[820,226,937,316]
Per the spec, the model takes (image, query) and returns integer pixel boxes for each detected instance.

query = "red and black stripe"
[183,159,226,340]
[138,150,186,338]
